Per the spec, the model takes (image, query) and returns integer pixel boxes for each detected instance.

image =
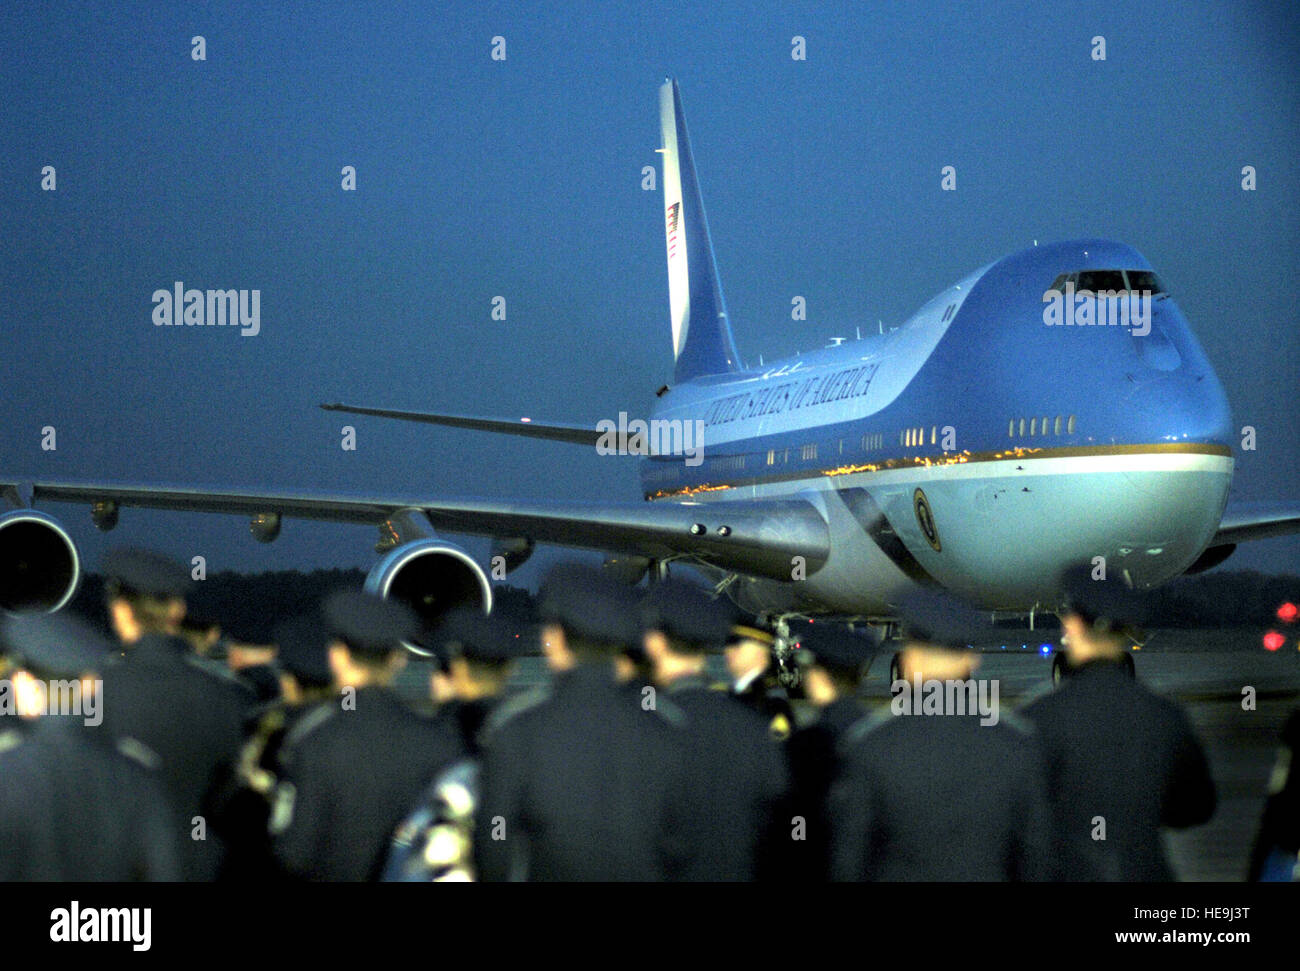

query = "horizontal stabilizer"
[320,402,603,446]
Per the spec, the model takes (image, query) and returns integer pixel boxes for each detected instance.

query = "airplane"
[3,78,1298,679]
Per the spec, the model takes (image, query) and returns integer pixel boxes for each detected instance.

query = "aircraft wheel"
[1051,652,1069,685]
[889,652,902,686]
[1121,652,1135,678]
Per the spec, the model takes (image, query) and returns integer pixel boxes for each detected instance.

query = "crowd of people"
[0,547,1295,882]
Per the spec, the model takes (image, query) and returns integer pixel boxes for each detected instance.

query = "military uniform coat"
[1022,659,1217,881]
[474,662,688,881]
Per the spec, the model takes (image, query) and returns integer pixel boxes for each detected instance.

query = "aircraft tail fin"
[660,78,742,384]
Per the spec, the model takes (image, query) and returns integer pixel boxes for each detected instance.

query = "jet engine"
[0,510,81,612]
[364,539,492,654]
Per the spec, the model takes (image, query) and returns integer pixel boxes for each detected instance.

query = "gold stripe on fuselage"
[643,442,1234,500]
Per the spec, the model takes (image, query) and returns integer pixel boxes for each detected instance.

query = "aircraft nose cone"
[1122,369,1233,449]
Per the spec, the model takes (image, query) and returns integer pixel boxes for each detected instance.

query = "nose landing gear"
[770,616,801,690]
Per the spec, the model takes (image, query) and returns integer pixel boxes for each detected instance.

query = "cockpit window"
[1048,268,1169,296]
[1123,269,1166,295]
[1076,270,1126,293]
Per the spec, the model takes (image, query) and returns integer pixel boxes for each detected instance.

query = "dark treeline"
[1141,570,1299,628]
[66,567,1297,639]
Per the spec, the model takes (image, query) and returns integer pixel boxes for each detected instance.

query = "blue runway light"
[1039,644,1051,655]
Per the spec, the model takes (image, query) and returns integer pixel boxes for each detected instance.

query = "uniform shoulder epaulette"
[281,701,341,755]
[1015,679,1058,711]
[837,705,895,750]
[994,708,1037,737]
[183,653,251,689]
[482,684,551,738]
[651,692,687,729]
[116,735,162,772]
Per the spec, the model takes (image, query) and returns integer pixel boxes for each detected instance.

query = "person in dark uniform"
[1250,707,1300,881]
[830,589,1054,881]
[219,611,336,881]
[97,547,255,881]
[0,611,179,881]
[724,619,795,740]
[271,612,338,712]
[781,622,874,881]
[384,607,525,881]
[427,634,457,708]
[220,616,283,706]
[269,589,464,881]
[614,636,655,692]
[0,625,27,751]
[178,612,222,660]
[474,563,688,881]
[1021,564,1216,881]
[428,607,525,756]
[640,579,788,881]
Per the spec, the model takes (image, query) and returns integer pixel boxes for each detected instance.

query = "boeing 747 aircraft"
[3,79,1297,666]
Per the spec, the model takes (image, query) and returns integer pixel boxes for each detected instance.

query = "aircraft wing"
[3,479,828,582]
[319,403,604,446]
[1210,501,1300,545]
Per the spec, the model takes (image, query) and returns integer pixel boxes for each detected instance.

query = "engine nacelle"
[0,510,82,613]
[365,540,492,654]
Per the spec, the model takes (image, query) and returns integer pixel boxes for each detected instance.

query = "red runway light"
[1277,602,1298,623]
[1262,630,1285,652]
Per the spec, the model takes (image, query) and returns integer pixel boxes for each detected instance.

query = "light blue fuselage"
[640,239,1234,617]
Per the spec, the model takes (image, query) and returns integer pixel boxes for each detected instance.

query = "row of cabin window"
[762,433,885,467]
[900,426,937,448]
[760,428,946,466]
[747,415,1076,472]
[766,447,815,465]
[683,415,1078,476]
[1009,415,1076,438]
